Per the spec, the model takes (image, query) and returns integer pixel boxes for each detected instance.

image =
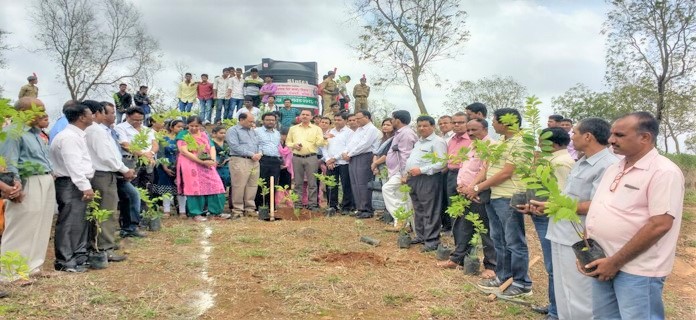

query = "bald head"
[14,97,45,112]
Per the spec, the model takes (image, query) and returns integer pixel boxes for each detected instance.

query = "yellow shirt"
[548,149,575,190]
[487,136,524,199]
[286,123,326,155]
[176,81,198,103]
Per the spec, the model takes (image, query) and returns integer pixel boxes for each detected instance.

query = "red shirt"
[447,133,472,170]
[197,81,214,100]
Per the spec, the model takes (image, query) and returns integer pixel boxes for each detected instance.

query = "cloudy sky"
[0,0,609,121]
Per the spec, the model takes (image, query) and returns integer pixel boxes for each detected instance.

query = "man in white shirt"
[324,113,355,213]
[84,101,134,263]
[114,106,158,189]
[50,102,96,273]
[213,67,232,124]
[233,97,261,120]
[229,67,245,115]
[343,110,381,218]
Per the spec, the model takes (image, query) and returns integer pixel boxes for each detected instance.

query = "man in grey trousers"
[405,115,447,252]
[343,110,381,218]
[84,101,134,263]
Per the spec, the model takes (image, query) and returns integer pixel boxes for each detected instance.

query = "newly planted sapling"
[129,128,153,166]
[392,184,415,248]
[257,178,271,208]
[0,251,30,281]
[85,191,113,251]
[314,173,338,214]
[462,212,488,274]
[445,194,471,219]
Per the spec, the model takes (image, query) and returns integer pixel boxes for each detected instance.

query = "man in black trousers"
[49,102,95,272]
[254,113,282,208]
[405,115,448,251]
[324,113,354,213]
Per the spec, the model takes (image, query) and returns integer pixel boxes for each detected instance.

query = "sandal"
[192,215,207,222]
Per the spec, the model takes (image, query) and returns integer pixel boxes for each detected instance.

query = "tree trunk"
[663,132,669,153]
[665,120,681,154]
[411,71,428,115]
[656,80,665,123]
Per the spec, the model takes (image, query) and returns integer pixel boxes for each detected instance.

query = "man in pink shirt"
[441,112,470,234]
[197,74,214,124]
[583,111,684,319]
[260,75,277,104]
[438,118,495,275]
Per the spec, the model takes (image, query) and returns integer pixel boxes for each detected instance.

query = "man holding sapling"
[519,127,574,320]
[437,115,456,234]
[438,118,495,272]
[466,108,531,298]
[404,115,447,252]
[529,118,617,320]
[50,102,95,272]
[382,110,418,231]
[84,101,133,263]
[582,112,683,319]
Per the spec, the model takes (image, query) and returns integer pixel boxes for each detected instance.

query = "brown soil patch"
[311,251,386,266]
[272,207,322,221]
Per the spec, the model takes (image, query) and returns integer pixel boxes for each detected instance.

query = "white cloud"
[0,0,609,122]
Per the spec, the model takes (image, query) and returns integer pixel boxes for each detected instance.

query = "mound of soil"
[272,207,322,221]
[312,252,385,266]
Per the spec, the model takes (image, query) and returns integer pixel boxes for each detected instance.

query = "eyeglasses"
[609,167,632,192]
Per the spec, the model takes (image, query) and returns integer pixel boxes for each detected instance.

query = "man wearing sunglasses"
[582,112,684,319]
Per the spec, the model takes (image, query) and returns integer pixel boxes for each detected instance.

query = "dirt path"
[1,210,695,319]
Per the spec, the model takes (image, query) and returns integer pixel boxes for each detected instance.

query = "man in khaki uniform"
[353,76,370,112]
[321,71,338,115]
[18,75,39,99]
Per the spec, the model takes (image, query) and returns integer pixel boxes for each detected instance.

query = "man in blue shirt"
[254,113,282,209]
[226,112,262,218]
[48,100,78,144]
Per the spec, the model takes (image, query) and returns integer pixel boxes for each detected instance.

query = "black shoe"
[325,207,337,216]
[340,209,352,216]
[121,230,147,238]
[356,211,373,219]
[421,246,438,253]
[106,250,127,262]
[410,238,424,245]
[307,205,320,211]
[55,264,87,273]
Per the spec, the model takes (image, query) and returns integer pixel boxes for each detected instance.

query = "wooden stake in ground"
[487,255,541,301]
[269,176,275,221]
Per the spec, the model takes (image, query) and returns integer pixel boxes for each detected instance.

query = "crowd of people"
[0,70,686,320]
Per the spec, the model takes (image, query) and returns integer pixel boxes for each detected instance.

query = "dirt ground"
[1,206,695,320]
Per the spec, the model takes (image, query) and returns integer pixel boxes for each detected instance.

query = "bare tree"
[446,75,527,114]
[352,0,470,115]
[32,0,161,101]
[0,28,9,96]
[604,0,696,123]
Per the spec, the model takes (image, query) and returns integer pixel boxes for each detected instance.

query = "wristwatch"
[473,185,479,192]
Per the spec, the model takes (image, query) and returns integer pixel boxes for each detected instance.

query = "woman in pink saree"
[176,116,229,221]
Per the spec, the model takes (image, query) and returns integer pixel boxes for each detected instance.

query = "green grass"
[382,293,414,306]
[236,235,261,244]
[664,153,696,170]
[688,240,696,248]
[240,249,269,258]
[502,305,522,316]
[684,210,695,223]
[326,275,341,284]
[429,306,455,318]
[174,237,192,245]
[460,283,475,293]
[684,191,696,206]
[428,288,447,298]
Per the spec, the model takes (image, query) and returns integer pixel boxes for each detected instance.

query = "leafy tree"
[604,0,696,123]
[352,0,470,115]
[32,0,161,101]
[446,75,527,114]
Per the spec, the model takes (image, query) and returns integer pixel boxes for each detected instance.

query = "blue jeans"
[116,110,125,124]
[230,98,243,116]
[117,179,141,232]
[178,100,193,112]
[593,271,665,319]
[486,198,532,289]
[199,99,213,122]
[214,99,229,123]
[531,214,557,317]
